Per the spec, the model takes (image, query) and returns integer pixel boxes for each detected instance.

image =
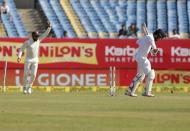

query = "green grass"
[0,91,190,131]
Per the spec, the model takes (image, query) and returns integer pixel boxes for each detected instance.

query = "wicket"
[109,66,116,96]
[3,60,7,93]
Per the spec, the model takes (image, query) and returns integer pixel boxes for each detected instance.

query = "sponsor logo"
[171,47,190,56]
[15,70,108,86]
[39,43,97,64]
[105,46,163,63]
[0,42,97,64]
[171,47,190,63]
[105,46,136,56]
[105,46,136,63]
[155,72,190,84]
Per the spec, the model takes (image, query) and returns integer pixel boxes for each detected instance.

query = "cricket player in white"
[17,23,51,94]
[125,24,166,97]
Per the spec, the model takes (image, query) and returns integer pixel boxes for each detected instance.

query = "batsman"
[125,23,166,97]
[17,22,51,94]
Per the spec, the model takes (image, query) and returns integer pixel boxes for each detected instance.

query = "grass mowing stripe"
[0,92,190,131]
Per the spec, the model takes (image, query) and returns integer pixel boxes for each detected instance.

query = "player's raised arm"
[141,23,158,54]
[142,23,149,36]
[39,22,52,41]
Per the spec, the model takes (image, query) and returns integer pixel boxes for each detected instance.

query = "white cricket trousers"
[23,62,38,87]
[135,56,151,76]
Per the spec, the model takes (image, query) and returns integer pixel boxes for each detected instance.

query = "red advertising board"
[0,69,190,87]
[0,38,190,87]
[0,69,110,86]
[0,38,190,70]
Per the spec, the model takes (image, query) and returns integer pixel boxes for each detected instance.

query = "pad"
[144,70,155,94]
[128,73,145,94]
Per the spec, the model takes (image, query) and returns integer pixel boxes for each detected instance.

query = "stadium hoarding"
[0,69,110,87]
[0,69,189,87]
[0,38,190,69]
[0,38,190,87]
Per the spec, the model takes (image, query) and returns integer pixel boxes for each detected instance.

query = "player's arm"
[150,39,160,55]
[17,41,28,63]
[142,23,149,35]
[39,22,51,41]
[142,23,159,55]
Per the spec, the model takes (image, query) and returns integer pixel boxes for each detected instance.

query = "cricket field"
[0,90,190,131]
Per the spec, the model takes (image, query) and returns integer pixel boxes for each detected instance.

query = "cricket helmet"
[153,29,167,41]
[32,31,39,41]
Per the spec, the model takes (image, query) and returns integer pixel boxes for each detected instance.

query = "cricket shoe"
[110,91,116,96]
[125,91,138,97]
[23,87,27,94]
[142,92,155,97]
[27,87,32,94]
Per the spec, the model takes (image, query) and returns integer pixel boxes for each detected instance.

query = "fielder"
[17,22,51,94]
[125,23,166,97]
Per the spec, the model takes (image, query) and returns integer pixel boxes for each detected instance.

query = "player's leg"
[142,59,155,97]
[126,73,145,96]
[28,62,38,94]
[23,62,31,94]
[142,70,155,97]
[125,59,145,97]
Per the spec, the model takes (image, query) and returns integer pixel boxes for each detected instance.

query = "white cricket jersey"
[18,27,51,63]
[19,39,40,63]
[135,33,156,58]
